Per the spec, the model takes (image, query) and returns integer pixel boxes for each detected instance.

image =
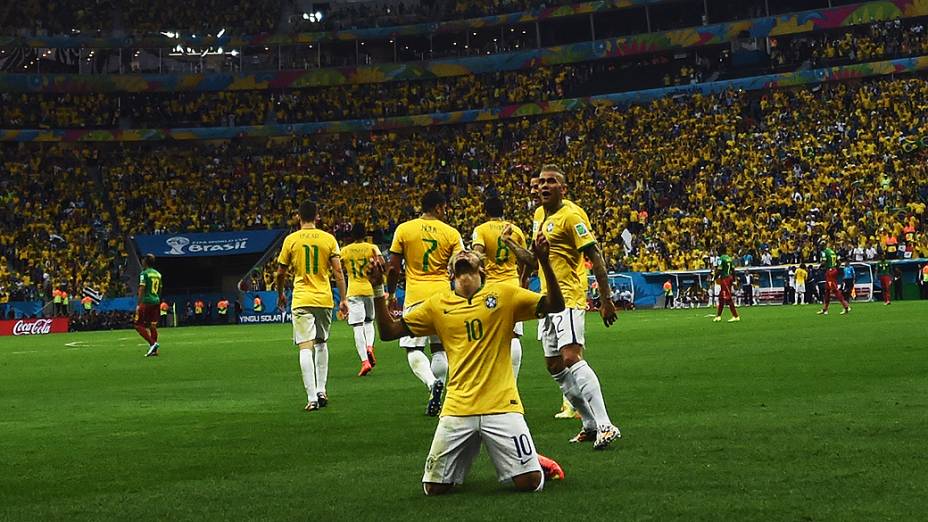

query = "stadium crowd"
[3,74,927,300]
[6,18,928,130]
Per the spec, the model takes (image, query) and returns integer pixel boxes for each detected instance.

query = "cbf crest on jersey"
[575,222,590,237]
[546,222,555,233]
[485,293,499,309]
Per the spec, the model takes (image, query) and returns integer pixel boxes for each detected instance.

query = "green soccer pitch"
[1,302,926,521]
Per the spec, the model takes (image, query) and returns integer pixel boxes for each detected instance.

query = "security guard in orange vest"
[217,298,229,323]
[663,280,674,309]
[194,299,205,323]
[160,301,169,326]
[52,288,63,316]
[81,295,93,314]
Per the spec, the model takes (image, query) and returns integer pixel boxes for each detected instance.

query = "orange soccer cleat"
[366,346,377,367]
[358,360,373,377]
[537,454,565,481]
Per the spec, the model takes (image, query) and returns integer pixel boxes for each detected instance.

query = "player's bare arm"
[368,252,412,341]
[330,256,350,317]
[386,252,402,307]
[501,224,537,266]
[534,234,565,315]
[275,263,289,311]
[582,244,617,327]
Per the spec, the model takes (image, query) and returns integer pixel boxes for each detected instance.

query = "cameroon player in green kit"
[713,249,740,322]
[136,254,163,357]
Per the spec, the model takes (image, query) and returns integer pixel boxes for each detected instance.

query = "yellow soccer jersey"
[539,203,597,309]
[390,217,464,305]
[471,219,526,285]
[341,241,382,297]
[403,282,543,416]
[532,200,592,297]
[278,227,340,309]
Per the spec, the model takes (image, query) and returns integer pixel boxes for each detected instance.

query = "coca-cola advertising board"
[0,318,70,336]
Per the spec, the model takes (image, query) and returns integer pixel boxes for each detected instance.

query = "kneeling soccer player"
[367,239,565,494]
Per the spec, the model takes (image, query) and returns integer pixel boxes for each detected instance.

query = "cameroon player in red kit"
[817,246,850,315]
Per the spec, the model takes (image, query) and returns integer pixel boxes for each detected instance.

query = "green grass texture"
[1,301,926,521]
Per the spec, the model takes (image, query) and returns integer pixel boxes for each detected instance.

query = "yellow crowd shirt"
[471,219,526,285]
[403,282,542,416]
[539,203,598,309]
[341,242,382,298]
[278,227,340,309]
[532,199,591,295]
[390,217,464,306]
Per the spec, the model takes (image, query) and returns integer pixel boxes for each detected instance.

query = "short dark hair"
[351,222,366,241]
[485,197,504,218]
[299,200,318,222]
[421,191,446,213]
[142,253,156,268]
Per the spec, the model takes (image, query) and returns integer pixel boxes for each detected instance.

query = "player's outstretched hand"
[338,299,349,318]
[532,232,550,262]
[600,298,617,327]
[501,224,513,241]
[276,293,287,312]
[366,250,386,286]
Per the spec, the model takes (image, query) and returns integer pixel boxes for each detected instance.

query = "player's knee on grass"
[423,482,453,496]
[511,471,543,492]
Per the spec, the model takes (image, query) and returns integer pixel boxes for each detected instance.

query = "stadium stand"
[1,1,927,309]
[2,76,927,300]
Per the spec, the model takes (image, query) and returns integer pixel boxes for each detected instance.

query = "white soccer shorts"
[542,308,586,357]
[292,306,332,345]
[795,283,806,293]
[422,412,542,486]
[513,321,524,337]
[347,296,374,325]
[536,318,544,341]
[400,302,441,349]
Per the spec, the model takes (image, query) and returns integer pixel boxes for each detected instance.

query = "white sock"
[430,349,448,383]
[552,368,596,432]
[363,322,375,348]
[407,350,435,389]
[299,349,317,403]
[510,337,522,381]
[314,342,329,394]
[570,360,612,427]
[352,325,368,362]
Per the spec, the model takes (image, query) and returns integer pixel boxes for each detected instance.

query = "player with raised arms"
[276,200,349,412]
[367,238,565,494]
[340,222,383,376]
[503,165,621,450]
[471,196,528,380]
[136,253,163,357]
[387,190,464,416]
